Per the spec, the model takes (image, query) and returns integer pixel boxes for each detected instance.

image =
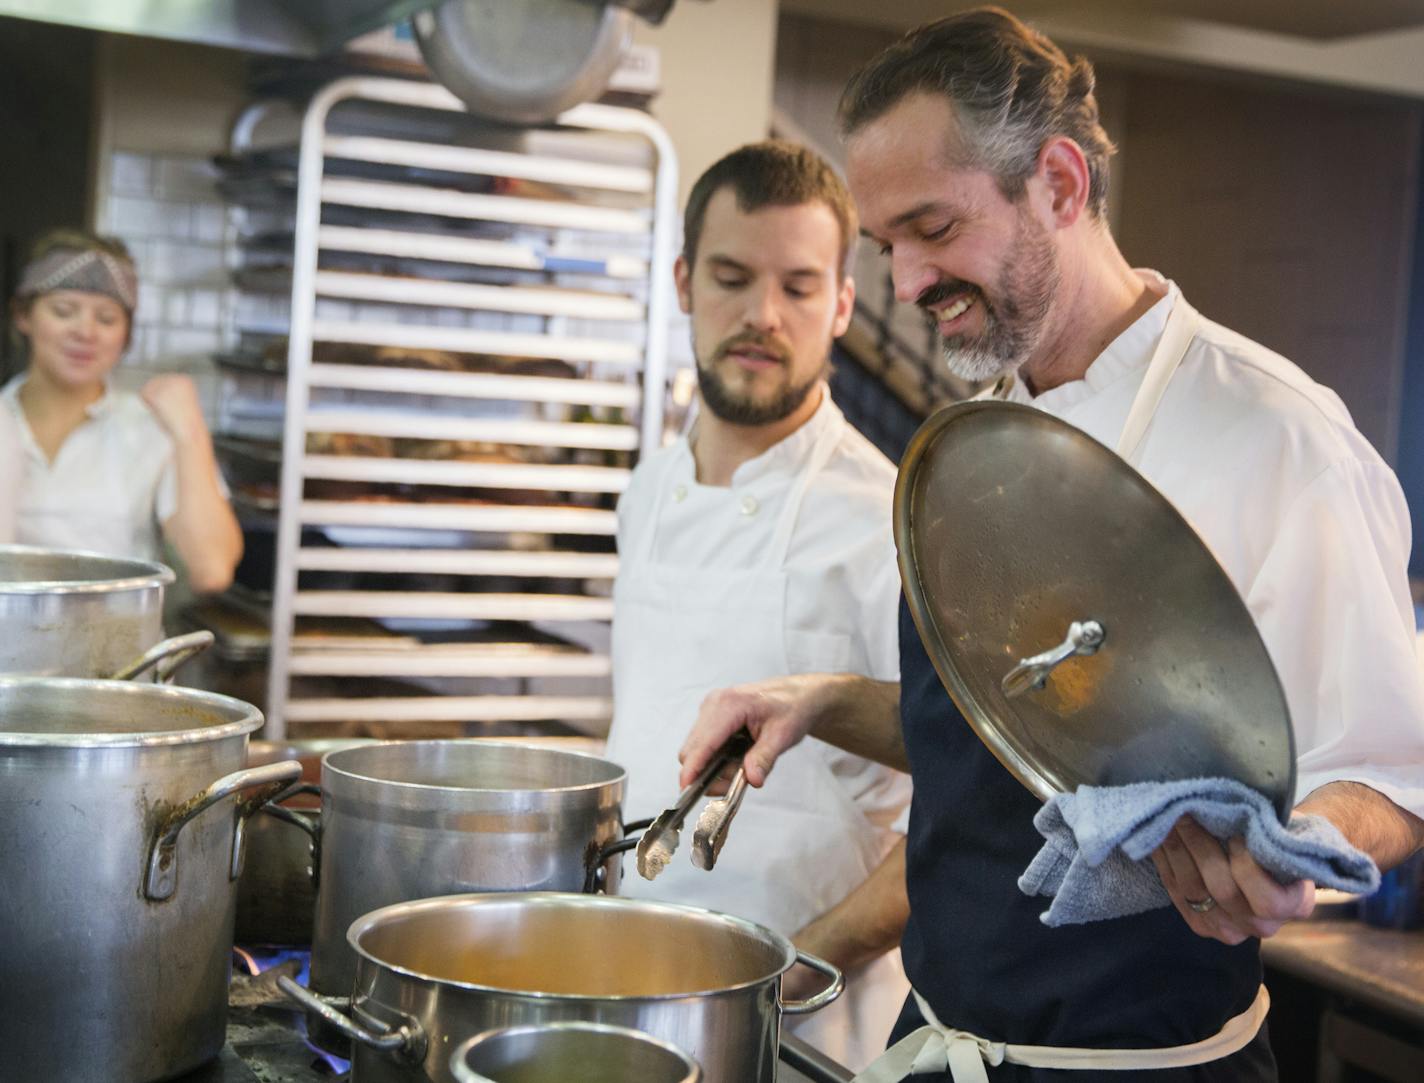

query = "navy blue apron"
[889,594,1277,1081]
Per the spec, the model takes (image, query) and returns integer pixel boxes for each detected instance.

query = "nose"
[891,245,938,307]
[742,279,784,334]
[71,310,99,340]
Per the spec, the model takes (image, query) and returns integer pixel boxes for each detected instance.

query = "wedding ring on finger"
[1186,895,1217,914]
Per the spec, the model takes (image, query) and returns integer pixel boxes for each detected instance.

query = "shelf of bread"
[316,226,649,280]
[320,178,650,235]
[306,363,641,407]
[308,318,642,366]
[288,642,612,679]
[293,547,617,578]
[311,270,645,321]
[302,409,637,451]
[300,455,630,493]
[282,694,613,725]
[321,135,654,194]
[298,500,617,535]
[292,590,615,622]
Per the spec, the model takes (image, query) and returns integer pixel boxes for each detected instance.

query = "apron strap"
[851,984,1270,1083]
[848,984,1275,1075]
[1115,293,1201,466]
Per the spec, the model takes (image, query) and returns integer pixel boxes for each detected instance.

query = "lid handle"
[1001,620,1105,699]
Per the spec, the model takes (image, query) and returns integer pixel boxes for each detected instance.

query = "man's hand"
[140,374,208,445]
[678,674,828,790]
[1150,817,1314,945]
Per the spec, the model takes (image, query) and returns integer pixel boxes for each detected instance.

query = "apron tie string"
[851,985,1270,1083]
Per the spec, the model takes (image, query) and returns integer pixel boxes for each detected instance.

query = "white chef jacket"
[999,273,1424,819]
[0,401,21,544]
[607,388,912,1069]
[2,375,179,563]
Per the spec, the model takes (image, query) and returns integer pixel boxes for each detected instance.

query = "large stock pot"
[0,678,300,1083]
[0,544,170,675]
[0,544,212,680]
[307,740,629,1000]
[281,893,842,1083]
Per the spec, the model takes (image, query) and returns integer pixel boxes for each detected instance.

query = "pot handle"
[110,630,215,683]
[277,976,427,1062]
[582,817,656,893]
[144,760,302,901]
[260,783,323,886]
[780,950,845,1016]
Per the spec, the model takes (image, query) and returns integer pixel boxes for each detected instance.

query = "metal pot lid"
[895,400,1296,821]
[413,0,631,125]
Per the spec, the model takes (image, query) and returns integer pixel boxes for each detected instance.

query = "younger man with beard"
[603,141,912,1069]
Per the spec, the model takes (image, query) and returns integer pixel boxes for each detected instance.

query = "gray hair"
[838,7,1116,218]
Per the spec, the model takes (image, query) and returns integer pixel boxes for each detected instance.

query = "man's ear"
[832,274,855,338]
[1035,136,1091,228]
[673,254,693,315]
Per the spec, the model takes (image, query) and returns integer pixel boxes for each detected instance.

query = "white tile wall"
[98,150,239,422]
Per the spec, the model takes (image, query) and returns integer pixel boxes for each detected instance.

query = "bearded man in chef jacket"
[679,9,1424,1083]
[603,141,913,1070]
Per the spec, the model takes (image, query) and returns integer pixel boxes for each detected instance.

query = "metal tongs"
[636,731,752,881]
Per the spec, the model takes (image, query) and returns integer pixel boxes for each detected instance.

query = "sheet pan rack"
[224,77,676,737]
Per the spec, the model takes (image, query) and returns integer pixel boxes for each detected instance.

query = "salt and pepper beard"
[929,202,1061,384]
[693,334,829,427]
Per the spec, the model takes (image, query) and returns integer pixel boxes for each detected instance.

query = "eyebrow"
[875,201,965,232]
[706,255,824,278]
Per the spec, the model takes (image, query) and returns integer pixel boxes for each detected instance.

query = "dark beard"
[696,355,825,425]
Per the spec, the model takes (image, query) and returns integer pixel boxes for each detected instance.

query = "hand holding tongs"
[636,730,752,881]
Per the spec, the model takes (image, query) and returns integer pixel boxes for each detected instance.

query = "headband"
[16,247,138,314]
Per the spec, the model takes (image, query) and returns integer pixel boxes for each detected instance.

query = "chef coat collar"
[677,381,840,488]
[999,271,1178,412]
[1,374,118,463]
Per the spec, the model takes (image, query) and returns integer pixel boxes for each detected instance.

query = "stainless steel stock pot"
[0,678,299,1082]
[0,544,210,679]
[306,740,629,999]
[282,892,842,1083]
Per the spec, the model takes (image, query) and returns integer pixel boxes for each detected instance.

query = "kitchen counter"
[1261,918,1424,1029]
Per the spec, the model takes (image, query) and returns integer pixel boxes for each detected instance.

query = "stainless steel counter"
[1261,918,1424,1029]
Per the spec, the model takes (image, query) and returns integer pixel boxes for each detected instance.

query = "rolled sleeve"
[1245,459,1424,819]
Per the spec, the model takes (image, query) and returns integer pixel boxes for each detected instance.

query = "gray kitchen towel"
[1018,777,1380,926]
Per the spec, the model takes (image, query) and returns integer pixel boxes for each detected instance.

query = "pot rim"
[349,891,796,1001]
[0,677,263,747]
[324,739,627,796]
[0,543,174,595]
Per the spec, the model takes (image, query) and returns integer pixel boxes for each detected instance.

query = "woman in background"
[3,229,241,591]
[0,402,20,542]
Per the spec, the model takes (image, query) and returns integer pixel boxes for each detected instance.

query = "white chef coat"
[2,375,179,563]
[0,401,21,544]
[606,388,912,1070]
[999,272,1424,820]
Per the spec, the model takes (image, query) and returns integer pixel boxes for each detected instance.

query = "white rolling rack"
[257,77,677,738]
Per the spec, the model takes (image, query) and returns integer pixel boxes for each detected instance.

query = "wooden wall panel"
[1115,73,1421,460]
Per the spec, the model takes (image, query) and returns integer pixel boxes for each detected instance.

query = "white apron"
[853,292,1272,1082]
[606,408,908,1069]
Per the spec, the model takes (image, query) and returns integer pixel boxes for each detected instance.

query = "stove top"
[170,958,848,1083]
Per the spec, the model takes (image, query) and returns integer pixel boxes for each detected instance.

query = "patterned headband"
[16,247,139,314]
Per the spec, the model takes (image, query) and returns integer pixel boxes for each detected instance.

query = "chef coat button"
[673,484,687,502]
[740,495,759,516]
